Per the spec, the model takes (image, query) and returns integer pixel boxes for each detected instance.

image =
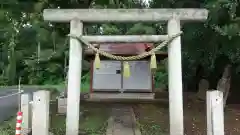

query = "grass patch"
[137,122,166,135]
[0,103,110,135]
[135,105,168,135]
[0,118,16,135]
[50,102,110,135]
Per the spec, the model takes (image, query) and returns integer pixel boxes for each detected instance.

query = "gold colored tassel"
[123,61,130,78]
[150,53,157,71]
[94,53,101,69]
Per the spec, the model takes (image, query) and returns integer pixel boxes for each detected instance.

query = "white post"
[206,90,212,135]
[21,93,32,134]
[66,19,83,135]
[167,17,184,135]
[206,90,224,135]
[32,90,50,135]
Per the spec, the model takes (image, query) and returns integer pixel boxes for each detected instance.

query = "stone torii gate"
[43,9,208,135]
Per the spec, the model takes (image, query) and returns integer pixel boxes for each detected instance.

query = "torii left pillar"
[66,19,83,135]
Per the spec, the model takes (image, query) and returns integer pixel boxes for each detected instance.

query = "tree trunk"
[7,46,16,85]
[216,64,231,108]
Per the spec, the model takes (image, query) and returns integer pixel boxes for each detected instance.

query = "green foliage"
[0,75,8,86]
[154,59,168,89]
[81,72,91,92]
[126,23,156,35]
[0,0,240,90]
[138,122,166,135]
[101,24,121,34]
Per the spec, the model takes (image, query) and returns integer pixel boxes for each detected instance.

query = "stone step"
[90,92,154,100]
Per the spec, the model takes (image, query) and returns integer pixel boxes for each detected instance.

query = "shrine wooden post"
[43,8,208,135]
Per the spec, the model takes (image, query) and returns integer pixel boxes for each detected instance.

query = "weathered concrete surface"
[43,9,209,22]
[106,105,141,135]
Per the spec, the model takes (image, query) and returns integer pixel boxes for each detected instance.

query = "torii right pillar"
[167,16,184,135]
[167,14,208,134]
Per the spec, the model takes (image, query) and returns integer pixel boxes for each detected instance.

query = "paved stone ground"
[106,104,141,135]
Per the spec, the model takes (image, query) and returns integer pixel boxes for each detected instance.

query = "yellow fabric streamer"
[123,61,130,78]
[150,53,157,70]
[94,53,101,69]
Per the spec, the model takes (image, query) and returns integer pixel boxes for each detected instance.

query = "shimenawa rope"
[67,31,183,77]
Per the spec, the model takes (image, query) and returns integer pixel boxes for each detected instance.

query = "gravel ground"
[133,93,240,135]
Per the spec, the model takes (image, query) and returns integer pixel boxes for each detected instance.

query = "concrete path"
[106,105,141,135]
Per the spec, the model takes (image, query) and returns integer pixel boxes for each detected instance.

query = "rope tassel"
[150,53,157,71]
[94,53,101,69]
[123,61,130,78]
